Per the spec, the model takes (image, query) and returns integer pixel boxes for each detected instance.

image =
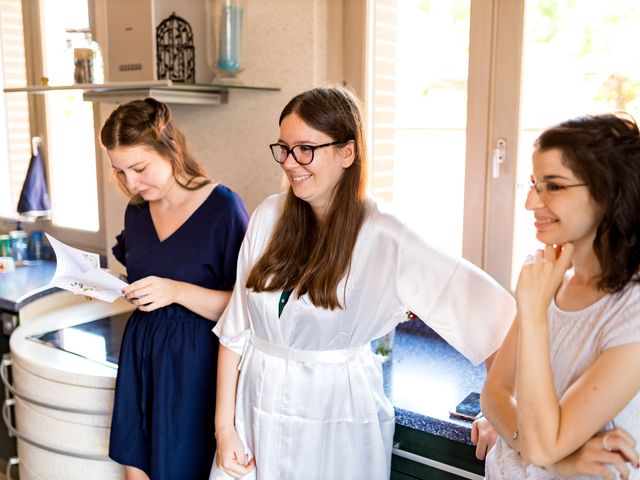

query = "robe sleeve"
[212,227,252,355]
[212,195,281,355]
[396,223,515,365]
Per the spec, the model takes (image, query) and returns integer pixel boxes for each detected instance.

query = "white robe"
[210,193,515,480]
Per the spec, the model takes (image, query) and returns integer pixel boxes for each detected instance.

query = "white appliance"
[1,292,134,480]
[105,0,157,82]
[104,0,209,83]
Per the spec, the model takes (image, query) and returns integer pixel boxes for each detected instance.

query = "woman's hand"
[471,416,498,460]
[515,243,574,319]
[215,425,256,478]
[122,276,179,312]
[547,428,640,480]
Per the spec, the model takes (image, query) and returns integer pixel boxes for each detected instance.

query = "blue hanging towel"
[17,151,51,218]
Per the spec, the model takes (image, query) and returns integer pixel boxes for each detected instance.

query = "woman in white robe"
[209,86,515,480]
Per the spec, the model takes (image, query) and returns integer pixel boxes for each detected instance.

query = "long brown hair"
[100,97,210,202]
[246,86,368,310]
[535,113,640,293]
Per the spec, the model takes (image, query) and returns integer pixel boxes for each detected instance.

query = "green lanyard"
[278,290,292,318]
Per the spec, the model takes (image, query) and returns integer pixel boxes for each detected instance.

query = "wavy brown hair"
[100,97,210,203]
[535,113,640,293]
[246,86,368,309]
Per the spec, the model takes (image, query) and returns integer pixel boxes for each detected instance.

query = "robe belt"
[249,334,371,364]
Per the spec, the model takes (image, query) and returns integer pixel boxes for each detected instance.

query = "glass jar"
[9,230,28,264]
[372,328,396,363]
[67,29,104,84]
[206,0,246,81]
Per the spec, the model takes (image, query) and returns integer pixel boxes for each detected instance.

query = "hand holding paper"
[46,234,128,302]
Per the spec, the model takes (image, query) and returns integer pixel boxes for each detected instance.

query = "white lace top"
[485,281,640,479]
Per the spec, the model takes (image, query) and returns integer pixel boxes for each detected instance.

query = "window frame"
[5,0,107,253]
[346,0,526,289]
[463,0,524,287]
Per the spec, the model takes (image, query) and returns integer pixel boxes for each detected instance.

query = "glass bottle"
[0,234,11,258]
[9,230,28,263]
[29,230,44,261]
[206,0,246,82]
[67,29,104,84]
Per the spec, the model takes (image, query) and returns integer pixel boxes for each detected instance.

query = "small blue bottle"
[29,230,44,260]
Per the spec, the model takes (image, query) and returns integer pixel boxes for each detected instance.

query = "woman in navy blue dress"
[101,98,249,480]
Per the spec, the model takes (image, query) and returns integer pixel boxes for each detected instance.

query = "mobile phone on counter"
[449,392,482,422]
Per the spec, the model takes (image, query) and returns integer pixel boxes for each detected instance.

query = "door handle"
[492,138,506,178]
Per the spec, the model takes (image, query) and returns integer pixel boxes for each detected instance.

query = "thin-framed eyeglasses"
[269,140,348,165]
[519,178,589,196]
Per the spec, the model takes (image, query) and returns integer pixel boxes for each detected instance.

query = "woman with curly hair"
[482,113,640,479]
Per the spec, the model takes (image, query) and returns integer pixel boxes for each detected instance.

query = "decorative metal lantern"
[156,12,195,83]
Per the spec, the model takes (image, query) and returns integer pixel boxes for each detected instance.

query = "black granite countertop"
[386,320,486,445]
[0,261,59,312]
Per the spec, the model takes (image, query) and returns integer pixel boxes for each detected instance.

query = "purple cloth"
[17,152,51,216]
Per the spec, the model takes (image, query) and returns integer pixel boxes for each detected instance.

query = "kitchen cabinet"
[391,424,484,480]
[386,321,489,480]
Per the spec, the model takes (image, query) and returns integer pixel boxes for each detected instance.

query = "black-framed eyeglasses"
[523,179,589,196]
[269,140,348,165]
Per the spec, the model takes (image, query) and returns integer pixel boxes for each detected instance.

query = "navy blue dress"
[109,185,248,480]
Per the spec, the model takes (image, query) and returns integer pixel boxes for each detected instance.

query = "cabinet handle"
[392,446,485,480]
[2,398,111,461]
[5,456,18,480]
[0,354,111,415]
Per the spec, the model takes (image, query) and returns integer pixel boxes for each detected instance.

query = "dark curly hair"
[534,113,640,293]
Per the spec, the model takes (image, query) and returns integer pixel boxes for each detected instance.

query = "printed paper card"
[46,233,128,302]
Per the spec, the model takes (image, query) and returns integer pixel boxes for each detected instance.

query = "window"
[1,0,103,249]
[511,0,640,288]
[367,0,470,257]
[38,0,100,232]
[363,0,640,290]
[0,0,31,218]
